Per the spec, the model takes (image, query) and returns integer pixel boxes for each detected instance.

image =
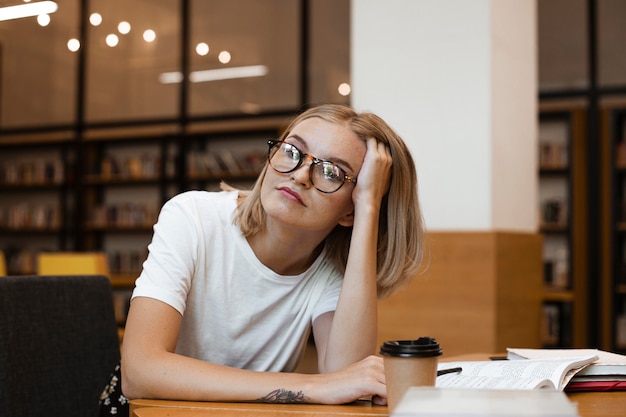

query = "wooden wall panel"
[377,232,542,358]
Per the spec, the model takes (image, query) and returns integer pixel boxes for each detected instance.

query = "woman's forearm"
[122,347,385,405]
[123,350,311,402]
[319,203,380,372]
[319,138,392,372]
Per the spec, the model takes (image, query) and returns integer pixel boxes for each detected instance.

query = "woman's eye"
[284,144,300,159]
[322,163,342,181]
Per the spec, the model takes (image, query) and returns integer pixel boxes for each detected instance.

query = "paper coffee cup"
[379,337,442,413]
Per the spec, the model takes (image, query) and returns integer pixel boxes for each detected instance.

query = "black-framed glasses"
[267,140,356,194]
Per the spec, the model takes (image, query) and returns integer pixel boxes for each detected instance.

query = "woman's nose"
[291,155,313,186]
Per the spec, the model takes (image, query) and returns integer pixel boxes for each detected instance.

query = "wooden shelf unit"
[0,116,288,281]
[538,103,588,348]
[600,104,626,353]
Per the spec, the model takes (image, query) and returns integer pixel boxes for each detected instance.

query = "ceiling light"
[89,12,102,26]
[36,13,50,26]
[159,65,269,84]
[105,34,119,47]
[159,72,183,84]
[118,21,131,34]
[338,83,351,96]
[143,29,156,42]
[195,42,209,56]
[218,51,231,64]
[190,65,268,82]
[0,1,58,22]
[67,38,80,52]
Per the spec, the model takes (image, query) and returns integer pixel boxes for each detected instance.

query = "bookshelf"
[0,135,76,275]
[0,116,287,278]
[538,103,588,348]
[80,135,173,290]
[600,103,626,353]
[184,131,271,192]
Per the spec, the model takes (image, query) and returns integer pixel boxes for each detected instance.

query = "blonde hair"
[229,104,425,299]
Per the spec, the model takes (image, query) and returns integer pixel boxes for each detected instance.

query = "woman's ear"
[337,211,355,227]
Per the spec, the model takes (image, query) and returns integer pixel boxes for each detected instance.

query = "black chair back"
[0,275,121,417]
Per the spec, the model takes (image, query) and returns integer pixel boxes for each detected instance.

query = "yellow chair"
[0,251,6,276]
[37,252,110,277]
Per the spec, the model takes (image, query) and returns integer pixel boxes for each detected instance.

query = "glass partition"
[538,0,588,92]
[308,0,350,106]
[188,0,301,116]
[0,0,79,128]
[0,0,350,129]
[85,0,181,123]
[598,0,626,87]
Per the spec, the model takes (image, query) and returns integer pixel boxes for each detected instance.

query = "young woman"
[102,104,425,413]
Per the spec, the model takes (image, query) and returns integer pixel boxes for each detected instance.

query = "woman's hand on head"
[352,138,392,211]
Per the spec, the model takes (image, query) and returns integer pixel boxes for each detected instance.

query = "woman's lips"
[278,186,305,206]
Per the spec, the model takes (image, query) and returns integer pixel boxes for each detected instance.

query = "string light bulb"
[143,29,156,43]
[89,12,102,26]
[67,38,80,52]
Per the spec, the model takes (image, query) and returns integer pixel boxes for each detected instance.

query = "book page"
[436,357,595,391]
[508,348,625,376]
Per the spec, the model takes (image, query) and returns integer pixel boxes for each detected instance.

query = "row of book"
[0,159,65,185]
[94,149,266,180]
[99,153,163,179]
[0,202,157,230]
[541,301,573,347]
[1,149,266,186]
[540,199,568,226]
[187,149,265,177]
[108,249,146,274]
[616,141,626,166]
[0,204,60,229]
[112,288,133,324]
[544,259,570,289]
[89,203,158,228]
[0,247,38,275]
[617,312,626,349]
[539,142,568,169]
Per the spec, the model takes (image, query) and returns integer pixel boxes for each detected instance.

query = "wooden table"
[131,391,626,417]
[131,399,386,417]
[130,354,626,417]
[567,391,626,417]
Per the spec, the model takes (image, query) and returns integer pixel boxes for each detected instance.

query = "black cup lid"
[379,337,443,358]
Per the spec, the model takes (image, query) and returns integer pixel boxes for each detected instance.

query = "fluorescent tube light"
[159,65,269,84]
[159,72,184,84]
[190,65,268,82]
[0,1,58,22]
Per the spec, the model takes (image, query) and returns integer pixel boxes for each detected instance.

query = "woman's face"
[260,117,366,234]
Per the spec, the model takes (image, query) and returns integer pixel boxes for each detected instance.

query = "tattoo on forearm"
[257,388,307,403]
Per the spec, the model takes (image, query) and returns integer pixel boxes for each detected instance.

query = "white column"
[351,0,537,232]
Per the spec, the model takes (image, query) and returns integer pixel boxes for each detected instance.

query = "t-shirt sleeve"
[132,193,201,315]
[310,272,342,322]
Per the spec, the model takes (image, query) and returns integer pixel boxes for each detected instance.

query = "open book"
[436,354,598,391]
[507,348,626,391]
[507,347,626,376]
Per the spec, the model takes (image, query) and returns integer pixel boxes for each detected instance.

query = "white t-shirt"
[132,190,343,372]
